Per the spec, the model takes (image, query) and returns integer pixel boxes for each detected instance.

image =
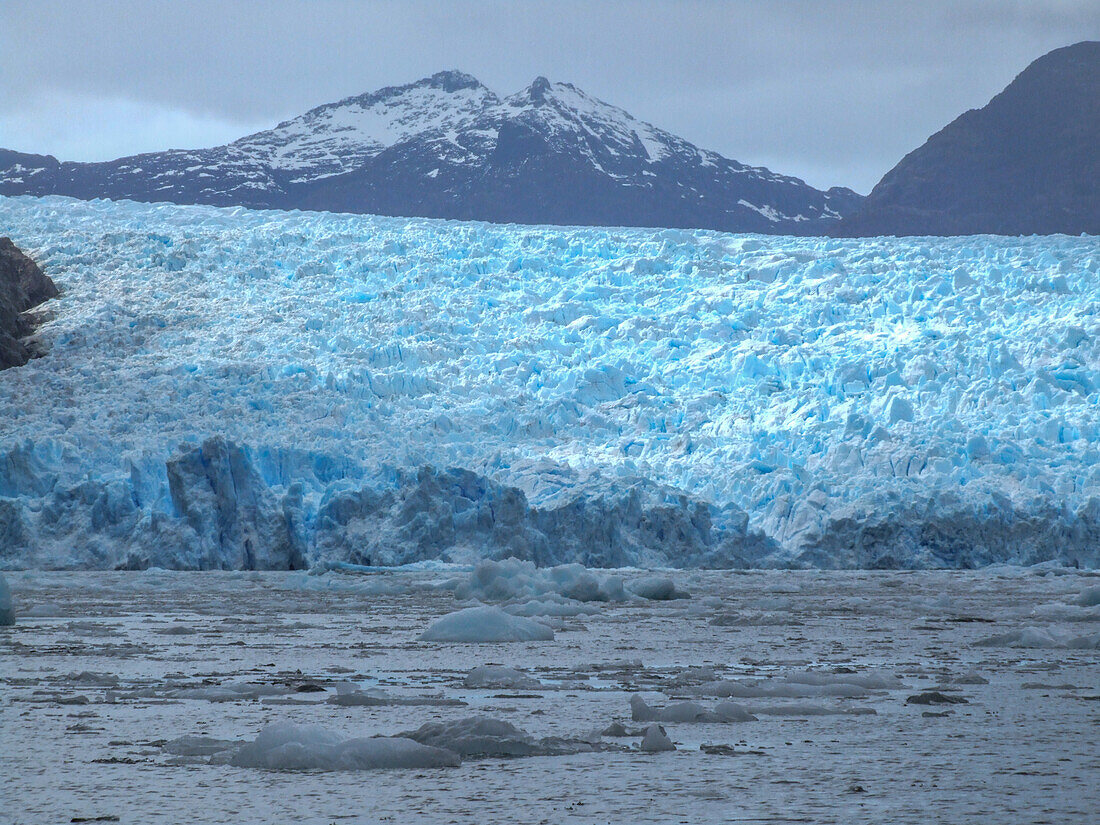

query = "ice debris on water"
[419,605,555,642]
[1076,585,1100,607]
[692,669,905,699]
[166,682,293,702]
[640,725,676,753]
[326,686,466,708]
[974,627,1100,649]
[400,716,596,758]
[443,558,688,615]
[227,722,460,770]
[1,196,1099,570]
[163,735,239,757]
[630,694,756,723]
[451,558,626,603]
[906,691,968,705]
[463,665,541,690]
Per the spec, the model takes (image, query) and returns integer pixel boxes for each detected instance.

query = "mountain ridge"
[0,70,860,234]
[836,41,1100,237]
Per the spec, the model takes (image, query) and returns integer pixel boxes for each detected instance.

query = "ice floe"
[640,724,676,752]
[419,605,555,642]
[451,558,626,603]
[974,627,1100,649]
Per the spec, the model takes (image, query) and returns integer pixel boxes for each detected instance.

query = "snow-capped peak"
[230,71,500,183]
[503,77,681,163]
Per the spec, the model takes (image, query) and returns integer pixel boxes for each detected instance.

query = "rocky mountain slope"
[837,41,1100,237]
[0,238,58,369]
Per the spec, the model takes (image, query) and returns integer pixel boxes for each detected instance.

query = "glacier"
[0,194,1097,570]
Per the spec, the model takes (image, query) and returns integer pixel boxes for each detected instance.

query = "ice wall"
[0,195,1097,569]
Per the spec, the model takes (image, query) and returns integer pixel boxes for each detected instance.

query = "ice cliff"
[0,195,1097,569]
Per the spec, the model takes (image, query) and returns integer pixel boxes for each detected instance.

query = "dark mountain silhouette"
[837,42,1100,237]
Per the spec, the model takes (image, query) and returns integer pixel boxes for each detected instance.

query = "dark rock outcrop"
[0,238,58,369]
[837,41,1100,237]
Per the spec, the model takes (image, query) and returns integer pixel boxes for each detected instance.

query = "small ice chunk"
[951,670,989,685]
[505,599,599,617]
[229,722,460,770]
[402,716,592,758]
[0,574,14,626]
[905,691,968,705]
[452,558,626,603]
[628,576,690,601]
[1076,585,1100,607]
[463,665,540,689]
[327,690,390,707]
[1066,632,1100,649]
[631,694,710,723]
[327,687,466,708]
[975,627,1062,648]
[668,666,718,686]
[742,703,876,717]
[163,735,237,757]
[68,671,120,687]
[157,624,198,635]
[168,682,293,702]
[419,606,554,642]
[630,694,756,723]
[403,717,541,758]
[713,701,757,722]
[22,603,64,618]
[698,678,868,699]
[782,670,903,690]
[640,725,676,752]
[601,721,641,737]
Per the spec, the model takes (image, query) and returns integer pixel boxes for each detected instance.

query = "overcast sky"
[2,1,1098,193]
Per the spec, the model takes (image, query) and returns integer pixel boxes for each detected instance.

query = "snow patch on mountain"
[234,71,500,183]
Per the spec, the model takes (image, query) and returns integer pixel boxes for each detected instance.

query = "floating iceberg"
[419,605,555,642]
[0,195,1098,570]
[452,558,626,603]
[463,665,541,689]
[228,722,460,770]
[401,716,596,758]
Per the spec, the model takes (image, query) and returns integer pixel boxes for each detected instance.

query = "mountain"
[837,42,1100,237]
[0,71,860,233]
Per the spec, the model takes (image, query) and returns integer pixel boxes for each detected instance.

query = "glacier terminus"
[0,195,1096,571]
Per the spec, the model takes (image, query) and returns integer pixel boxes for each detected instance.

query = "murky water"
[2,568,1097,824]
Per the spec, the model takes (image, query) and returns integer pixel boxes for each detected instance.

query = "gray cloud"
[2,0,1098,192]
